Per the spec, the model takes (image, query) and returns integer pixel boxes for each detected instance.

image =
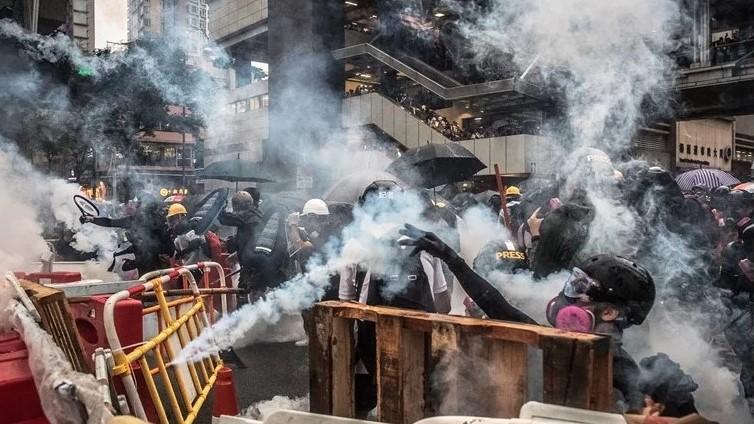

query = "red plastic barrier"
[0,331,48,424]
[25,272,82,284]
[70,296,143,369]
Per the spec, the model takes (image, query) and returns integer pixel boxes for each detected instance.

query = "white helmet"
[301,199,330,216]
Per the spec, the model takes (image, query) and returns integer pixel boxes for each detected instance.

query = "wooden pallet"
[309,301,613,424]
[20,279,90,373]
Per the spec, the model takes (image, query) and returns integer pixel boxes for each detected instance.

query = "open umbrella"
[675,168,740,192]
[196,158,276,183]
[734,182,754,193]
[386,143,485,189]
[322,170,404,204]
[189,188,229,235]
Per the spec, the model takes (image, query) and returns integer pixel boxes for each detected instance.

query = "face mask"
[546,297,595,332]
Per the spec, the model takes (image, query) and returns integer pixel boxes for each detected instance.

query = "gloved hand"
[79,215,95,225]
[287,212,300,226]
[398,223,459,264]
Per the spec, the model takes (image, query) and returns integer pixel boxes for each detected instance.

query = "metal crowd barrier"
[105,267,223,424]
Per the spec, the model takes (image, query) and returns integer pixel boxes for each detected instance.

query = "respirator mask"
[546,267,602,333]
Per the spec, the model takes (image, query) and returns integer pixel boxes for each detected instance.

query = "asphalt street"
[196,342,309,423]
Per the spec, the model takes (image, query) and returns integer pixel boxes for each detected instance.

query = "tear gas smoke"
[0,143,117,273]
[174,190,454,363]
[445,1,751,421]
[0,20,225,275]
[242,395,310,420]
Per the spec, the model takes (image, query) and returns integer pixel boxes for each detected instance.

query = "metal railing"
[105,267,223,424]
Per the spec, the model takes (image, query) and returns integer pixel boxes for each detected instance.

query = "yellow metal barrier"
[105,268,223,423]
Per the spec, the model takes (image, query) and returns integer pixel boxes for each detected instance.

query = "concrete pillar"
[267,0,344,181]
[693,0,710,67]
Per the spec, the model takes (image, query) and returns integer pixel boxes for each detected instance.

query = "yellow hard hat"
[505,186,521,197]
[166,203,187,218]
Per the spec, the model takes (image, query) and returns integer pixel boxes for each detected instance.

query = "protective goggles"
[562,267,601,302]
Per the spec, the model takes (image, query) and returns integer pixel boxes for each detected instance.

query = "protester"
[166,203,211,266]
[398,223,655,412]
[80,194,172,276]
[219,191,264,305]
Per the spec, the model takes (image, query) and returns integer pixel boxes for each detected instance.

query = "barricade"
[309,301,613,424]
[106,267,223,424]
[15,277,90,373]
[71,295,143,370]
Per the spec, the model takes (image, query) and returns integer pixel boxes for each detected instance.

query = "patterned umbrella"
[675,168,740,192]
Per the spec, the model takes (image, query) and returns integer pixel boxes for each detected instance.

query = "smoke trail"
[175,189,454,363]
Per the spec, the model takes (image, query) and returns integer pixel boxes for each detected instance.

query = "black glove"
[79,215,94,225]
[398,223,460,264]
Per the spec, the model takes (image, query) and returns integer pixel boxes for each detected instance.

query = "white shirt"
[338,251,448,303]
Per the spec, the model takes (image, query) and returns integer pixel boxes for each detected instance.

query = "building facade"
[0,0,95,51]
[201,0,754,188]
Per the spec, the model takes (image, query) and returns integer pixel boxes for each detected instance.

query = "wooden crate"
[309,301,612,424]
[20,279,90,373]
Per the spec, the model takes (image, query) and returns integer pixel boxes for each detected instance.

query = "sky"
[95,0,127,48]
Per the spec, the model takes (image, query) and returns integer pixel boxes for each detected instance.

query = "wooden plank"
[377,315,403,423]
[322,301,605,345]
[542,338,595,409]
[309,306,333,414]
[488,340,528,417]
[377,315,429,424]
[331,317,355,418]
[401,328,429,424]
[589,338,613,412]
[429,321,460,415]
[542,337,574,406]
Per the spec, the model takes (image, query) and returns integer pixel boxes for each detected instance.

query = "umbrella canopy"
[196,158,276,183]
[163,194,186,203]
[189,188,229,235]
[675,168,740,192]
[322,170,404,204]
[734,182,754,193]
[386,143,485,188]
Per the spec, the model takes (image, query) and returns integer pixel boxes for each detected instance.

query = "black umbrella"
[189,188,229,235]
[386,143,485,188]
[196,158,276,183]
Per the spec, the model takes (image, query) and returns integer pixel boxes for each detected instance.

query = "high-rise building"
[0,0,95,51]
[128,0,208,44]
[123,0,210,200]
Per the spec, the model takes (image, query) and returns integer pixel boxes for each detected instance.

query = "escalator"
[333,42,546,104]
[342,91,551,176]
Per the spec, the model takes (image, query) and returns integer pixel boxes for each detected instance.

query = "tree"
[0,25,211,189]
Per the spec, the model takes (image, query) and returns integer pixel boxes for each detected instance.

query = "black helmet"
[473,239,528,276]
[712,185,731,196]
[577,254,655,326]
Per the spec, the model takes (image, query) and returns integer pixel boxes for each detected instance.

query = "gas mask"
[545,267,622,335]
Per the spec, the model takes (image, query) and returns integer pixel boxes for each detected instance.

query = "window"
[679,143,684,153]
[249,97,260,110]
[164,147,176,165]
[707,147,711,156]
[693,145,698,155]
[260,94,269,108]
